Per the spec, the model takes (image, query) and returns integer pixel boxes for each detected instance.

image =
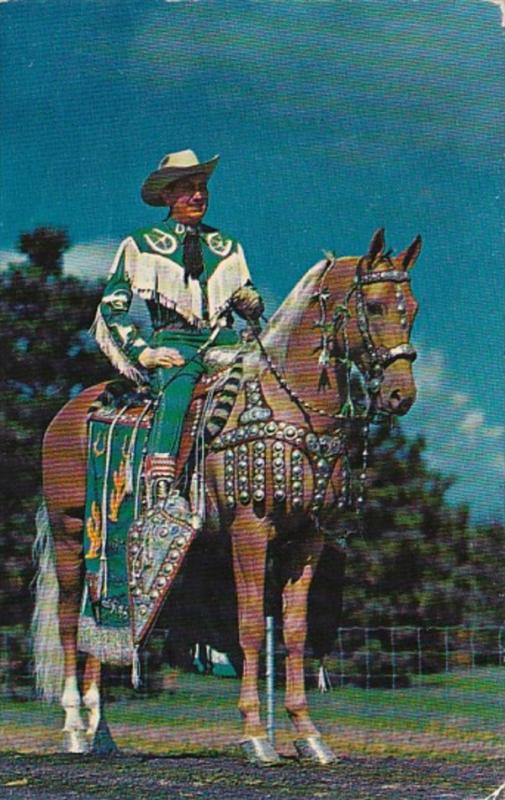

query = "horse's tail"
[31,500,64,702]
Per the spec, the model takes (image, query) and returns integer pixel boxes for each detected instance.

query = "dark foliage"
[0,226,503,673]
[0,228,112,624]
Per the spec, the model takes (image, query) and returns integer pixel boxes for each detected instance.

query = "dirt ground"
[0,753,504,800]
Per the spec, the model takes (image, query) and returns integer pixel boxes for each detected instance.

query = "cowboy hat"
[141,149,219,206]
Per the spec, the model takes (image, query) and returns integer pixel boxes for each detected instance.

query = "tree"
[0,227,112,625]
[339,420,504,629]
[17,226,71,280]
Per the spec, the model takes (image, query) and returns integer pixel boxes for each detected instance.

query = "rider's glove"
[232,285,264,321]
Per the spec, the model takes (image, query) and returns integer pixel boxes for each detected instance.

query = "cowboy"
[93,149,264,503]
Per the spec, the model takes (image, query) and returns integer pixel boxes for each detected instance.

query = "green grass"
[1,668,504,762]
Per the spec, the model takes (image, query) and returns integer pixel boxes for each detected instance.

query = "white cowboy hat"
[141,149,219,206]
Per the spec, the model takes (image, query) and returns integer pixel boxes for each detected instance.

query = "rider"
[93,149,264,503]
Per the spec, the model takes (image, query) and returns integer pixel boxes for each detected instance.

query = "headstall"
[209,253,417,534]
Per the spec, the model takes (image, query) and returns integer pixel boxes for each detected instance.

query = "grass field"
[2,667,504,763]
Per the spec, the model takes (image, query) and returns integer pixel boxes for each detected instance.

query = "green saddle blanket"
[78,412,196,670]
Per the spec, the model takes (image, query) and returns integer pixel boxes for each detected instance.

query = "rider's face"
[162,174,209,225]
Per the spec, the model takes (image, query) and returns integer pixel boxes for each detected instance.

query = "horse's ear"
[400,234,422,269]
[367,228,385,265]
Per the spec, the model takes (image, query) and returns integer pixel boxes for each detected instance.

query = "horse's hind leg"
[282,533,337,765]
[52,511,88,753]
[83,657,119,755]
[231,517,280,765]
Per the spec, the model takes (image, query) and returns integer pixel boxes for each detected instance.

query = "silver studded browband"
[358,270,410,284]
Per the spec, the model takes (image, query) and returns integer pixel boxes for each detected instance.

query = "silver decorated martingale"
[224,448,236,509]
[290,448,304,510]
[272,440,286,503]
[214,380,344,513]
[239,379,273,424]
[252,439,266,503]
[237,442,250,505]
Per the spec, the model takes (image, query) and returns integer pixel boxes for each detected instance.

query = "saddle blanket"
[78,411,196,667]
[77,356,244,667]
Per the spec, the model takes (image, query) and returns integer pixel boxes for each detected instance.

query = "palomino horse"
[33,228,420,765]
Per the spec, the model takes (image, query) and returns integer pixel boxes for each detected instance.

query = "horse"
[32,227,421,765]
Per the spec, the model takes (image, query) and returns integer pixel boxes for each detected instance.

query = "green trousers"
[147,327,238,457]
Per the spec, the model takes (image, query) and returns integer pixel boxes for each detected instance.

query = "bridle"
[318,254,417,400]
[226,251,418,528]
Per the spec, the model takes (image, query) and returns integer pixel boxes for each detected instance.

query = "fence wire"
[1,625,504,696]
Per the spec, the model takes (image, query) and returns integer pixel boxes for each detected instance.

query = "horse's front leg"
[82,656,101,737]
[282,531,337,765]
[230,516,280,765]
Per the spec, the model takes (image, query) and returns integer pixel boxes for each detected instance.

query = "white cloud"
[451,392,470,408]
[0,240,116,281]
[483,0,505,27]
[412,349,445,396]
[0,249,19,266]
[460,410,485,434]
[483,425,505,439]
[492,453,505,473]
[64,240,116,280]
[404,347,504,518]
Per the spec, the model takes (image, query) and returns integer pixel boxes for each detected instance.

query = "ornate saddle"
[87,347,244,478]
[79,347,245,664]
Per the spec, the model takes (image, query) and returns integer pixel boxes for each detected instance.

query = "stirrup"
[152,477,173,506]
[144,453,176,508]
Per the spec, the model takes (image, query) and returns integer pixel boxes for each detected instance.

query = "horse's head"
[332,228,420,416]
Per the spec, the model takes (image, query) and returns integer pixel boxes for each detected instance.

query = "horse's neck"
[259,257,355,425]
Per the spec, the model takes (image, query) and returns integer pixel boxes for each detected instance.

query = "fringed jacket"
[92,218,253,383]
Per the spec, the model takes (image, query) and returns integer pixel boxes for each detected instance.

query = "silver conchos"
[237,443,250,505]
[239,380,273,425]
[252,440,266,503]
[272,440,286,503]
[224,448,235,508]
[127,494,196,648]
[291,449,304,510]
[215,378,346,516]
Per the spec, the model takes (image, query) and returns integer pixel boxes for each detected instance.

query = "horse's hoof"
[90,716,120,757]
[63,730,89,754]
[240,736,282,766]
[294,735,337,765]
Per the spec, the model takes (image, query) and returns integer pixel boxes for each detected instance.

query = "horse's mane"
[259,259,328,371]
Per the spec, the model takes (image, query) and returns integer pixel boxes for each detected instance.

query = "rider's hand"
[232,286,264,321]
[138,347,185,370]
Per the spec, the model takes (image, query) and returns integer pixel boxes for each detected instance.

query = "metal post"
[444,628,450,674]
[417,627,423,682]
[390,627,397,690]
[265,615,275,745]
[338,627,345,688]
[364,627,371,691]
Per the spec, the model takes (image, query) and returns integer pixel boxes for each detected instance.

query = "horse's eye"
[366,302,384,316]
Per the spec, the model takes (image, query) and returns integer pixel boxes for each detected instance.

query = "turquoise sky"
[1,0,503,519]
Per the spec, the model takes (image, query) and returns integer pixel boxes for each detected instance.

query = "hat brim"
[141,155,219,206]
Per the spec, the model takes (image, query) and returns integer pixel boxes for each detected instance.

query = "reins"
[235,253,416,533]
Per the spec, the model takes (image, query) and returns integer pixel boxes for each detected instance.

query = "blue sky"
[1,0,503,520]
